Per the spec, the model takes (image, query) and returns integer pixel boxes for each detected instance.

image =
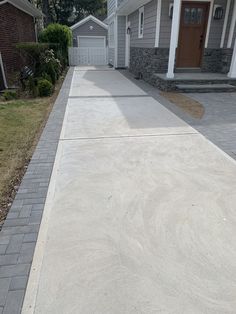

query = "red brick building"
[0,0,42,88]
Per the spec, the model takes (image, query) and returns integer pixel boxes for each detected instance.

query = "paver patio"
[19,66,236,314]
[122,70,236,160]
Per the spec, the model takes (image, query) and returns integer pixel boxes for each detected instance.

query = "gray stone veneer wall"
[129,47,169,84]
[130,47,233,83]
[202,48,233,73]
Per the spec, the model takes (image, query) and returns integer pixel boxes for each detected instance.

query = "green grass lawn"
[0,71,66,224]
[0,98,54,222]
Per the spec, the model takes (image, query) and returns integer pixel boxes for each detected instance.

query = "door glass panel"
[191,8,197,23]
[197,8,203,24]
[184,8,191,24]
[184,7,204,24]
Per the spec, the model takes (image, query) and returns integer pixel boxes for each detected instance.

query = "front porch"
[118,0,236,91]
[165,0,236,80]
[154,72,236,92]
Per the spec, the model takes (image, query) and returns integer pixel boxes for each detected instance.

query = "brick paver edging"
[0,68,74,314]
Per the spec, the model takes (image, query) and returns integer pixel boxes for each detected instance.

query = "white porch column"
[227,0,236,48]
[228,39,236,77]
[166,0,181,78]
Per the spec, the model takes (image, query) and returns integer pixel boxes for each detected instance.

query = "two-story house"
[107,0,236,91]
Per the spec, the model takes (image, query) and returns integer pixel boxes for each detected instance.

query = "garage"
[69,15,108,66]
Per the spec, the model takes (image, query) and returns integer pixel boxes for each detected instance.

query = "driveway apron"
[22,67,236,314]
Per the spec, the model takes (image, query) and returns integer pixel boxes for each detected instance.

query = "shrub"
[28,77,38,98]
[16,43,50,75]
[38,79,53,97]
[2,90,18,101]
[39,49,61,84]
[41,72,52,83]
[39,24,72,66]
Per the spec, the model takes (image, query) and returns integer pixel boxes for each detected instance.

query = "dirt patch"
[0,72,67,226]
[160,92,205,119]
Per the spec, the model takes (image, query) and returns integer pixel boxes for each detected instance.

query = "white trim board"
[70,15,108,31]
[0,0,42,18]
[227,0,236,48]
[125,17,131,67]
[155,0,162,47]
[114,15,118,67]
[221,0,231,48]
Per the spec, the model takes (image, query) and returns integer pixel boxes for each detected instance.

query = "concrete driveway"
[23,67,236,314]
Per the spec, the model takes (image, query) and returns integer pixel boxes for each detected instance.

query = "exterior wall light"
[89,25,94,30]
[169,3,174,19]
[127,27,131,35]
[213,5,224,20]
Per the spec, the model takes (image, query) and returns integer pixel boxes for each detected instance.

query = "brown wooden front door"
[176,2,209,68]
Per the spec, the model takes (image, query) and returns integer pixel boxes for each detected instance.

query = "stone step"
[175,68,201,73]
[175,83,236,93]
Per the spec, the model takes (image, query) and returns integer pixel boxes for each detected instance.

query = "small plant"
[38,79,53,97]
[2,90,18,101]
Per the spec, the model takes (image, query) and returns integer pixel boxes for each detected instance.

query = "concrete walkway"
[23,67,236,314]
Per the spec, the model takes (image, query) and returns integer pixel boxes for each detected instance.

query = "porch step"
[176,83,236,93]
[175,68,201,73]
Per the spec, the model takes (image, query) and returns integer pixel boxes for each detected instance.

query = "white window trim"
[138,6,144,39]
[77,36,106,48]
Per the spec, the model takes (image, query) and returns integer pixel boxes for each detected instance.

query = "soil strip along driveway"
[23,67,236,314]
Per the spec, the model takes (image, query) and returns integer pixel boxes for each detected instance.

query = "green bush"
[2,90,18,101]
[28,77,38,98]
[39,49,61,84]
[39,24,72,66]
[16,43,50,75]
[38,79,53,97]
[41,72,52,83]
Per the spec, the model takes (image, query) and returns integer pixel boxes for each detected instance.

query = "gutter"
[0,0,43,18]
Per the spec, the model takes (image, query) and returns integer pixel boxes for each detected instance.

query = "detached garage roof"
[70,15,108,31]
[0,0,42,18]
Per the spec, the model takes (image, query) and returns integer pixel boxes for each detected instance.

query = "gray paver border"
[0,67,74,314]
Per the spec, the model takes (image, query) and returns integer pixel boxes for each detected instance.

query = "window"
[138,7,144,38]
[109,21,115,48]
[184,7,203,25]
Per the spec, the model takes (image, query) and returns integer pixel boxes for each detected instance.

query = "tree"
[74,0,106,21]
[42,0,52,25]
[30,0,107,26]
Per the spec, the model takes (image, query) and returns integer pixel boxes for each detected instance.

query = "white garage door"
[78,36,106,48]
[68,36,107,66]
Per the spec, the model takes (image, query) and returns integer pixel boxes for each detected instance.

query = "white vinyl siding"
[108,0,116,17]
[128,0,158,48]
